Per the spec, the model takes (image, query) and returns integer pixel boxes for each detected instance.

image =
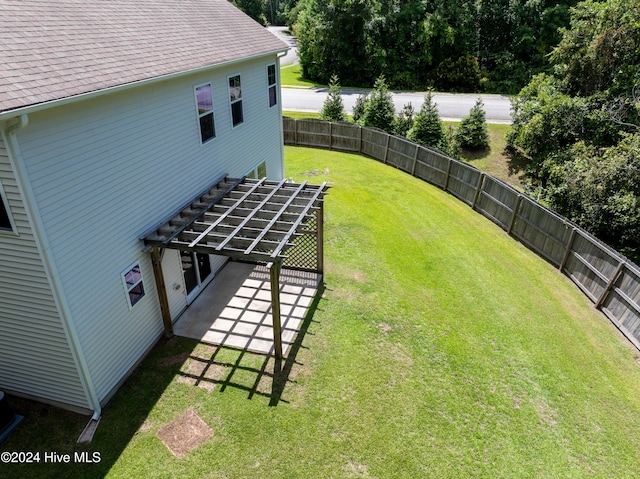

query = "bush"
[353,93,368,123]
[362,75,396,133]
[456,99,489,149]
[407,92,444,147]
[320,75,346,122]
[394,103,415,137]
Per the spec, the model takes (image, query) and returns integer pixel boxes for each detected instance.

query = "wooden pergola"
[142,174,328,359]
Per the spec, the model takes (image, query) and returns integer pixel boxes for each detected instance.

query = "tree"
[296,0,377,86]
[394,103,415,137]
[232,0,268,25]
[352,93,368,123]
[456,99,489,149]
[407,92,444,147]
[320,75,346,122]
[547,134,640,262]
[362,75,396,133]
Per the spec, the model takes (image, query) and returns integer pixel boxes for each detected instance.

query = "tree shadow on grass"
[504,145,531,178]
[460,146,491,161]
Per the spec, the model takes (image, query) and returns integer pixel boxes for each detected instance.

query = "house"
[0,1,325,418]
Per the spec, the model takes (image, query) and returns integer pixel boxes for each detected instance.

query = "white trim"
[267,63,278,108]
[121,260,146,309]
[194,82,216,145]
[0,178,18,235]
[228,73,244,128]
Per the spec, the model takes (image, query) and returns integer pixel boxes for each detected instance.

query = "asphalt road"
[282,87,512,123]
[268,26,513,123]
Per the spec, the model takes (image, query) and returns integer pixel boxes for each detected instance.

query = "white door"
[181,252,228,304]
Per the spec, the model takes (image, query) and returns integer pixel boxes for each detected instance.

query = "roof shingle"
[0,0,287,113]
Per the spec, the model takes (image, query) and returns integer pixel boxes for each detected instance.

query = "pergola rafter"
[142,174,328,359]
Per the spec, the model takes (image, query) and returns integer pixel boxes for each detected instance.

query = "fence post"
[294,118,298,146]
[507,195,523,234]
[560,227,578,272]
[329,121,333,150]
[472,173,485,210]
[358,126,363,153]
[443,158,452,191]
[596,261,626,309]
[411,144,419,177]
[383,133,390,164]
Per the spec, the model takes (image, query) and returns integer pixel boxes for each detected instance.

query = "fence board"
[295,119,330,148]
[511,197,572,267]
[563,230,622,302]
[360,128,388,161]
[386,136,418,173]
[601,264,640,348]
[331,122,361,152]
[475,176,519,230]
[413,148,449,188]
[446,161,482,205]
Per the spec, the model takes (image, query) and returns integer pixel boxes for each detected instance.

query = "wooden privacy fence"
[283,117,640,350]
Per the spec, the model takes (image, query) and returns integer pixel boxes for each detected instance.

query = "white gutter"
[3,116,102,421]
[0,48,289,123]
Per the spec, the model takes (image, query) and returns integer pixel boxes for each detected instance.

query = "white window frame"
[228,74,244,127]
[246,160,267,179]
[267,63,277,108]
[121,261,146,309]
[0,182,16,234]
[194,82,216,144]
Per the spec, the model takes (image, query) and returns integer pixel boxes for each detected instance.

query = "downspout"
[4,115,102,421]
[276,52,287,180]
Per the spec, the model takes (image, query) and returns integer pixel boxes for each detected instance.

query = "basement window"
[122,262,145,308]
[247,161,267,179]
[195,83,215,144]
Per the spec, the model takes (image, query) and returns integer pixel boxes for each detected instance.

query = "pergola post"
[150,247,174,338]
[317,203,324,276]
[269,259,284,360]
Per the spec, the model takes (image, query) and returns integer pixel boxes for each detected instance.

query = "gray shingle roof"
[0,0,287,114]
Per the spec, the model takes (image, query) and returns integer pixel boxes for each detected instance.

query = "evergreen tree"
[456,99,489,149]
[352,93,368,123]
[362,75,396,133]
[320,75,346,122]
[407,93,444,147]
[394,103,415,137]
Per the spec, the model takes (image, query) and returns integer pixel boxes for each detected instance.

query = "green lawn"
[4,147,640,478]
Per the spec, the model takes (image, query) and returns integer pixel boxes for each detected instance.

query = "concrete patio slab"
[173,262,321,356]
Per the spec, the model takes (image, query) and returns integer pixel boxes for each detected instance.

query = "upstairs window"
[122,262,145,308]
[229,75,243,126]
[0,188,12,232]
[195,83,215,143]
[267,64,277,107]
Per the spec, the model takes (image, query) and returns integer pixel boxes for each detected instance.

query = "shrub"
[407,92,444,147]
[362,75,396,133]
[353,93,368,123]
[456,99,490,149]
[394,103,415,137]
[320,75,346,122]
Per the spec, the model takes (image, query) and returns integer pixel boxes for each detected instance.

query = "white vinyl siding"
[0,135,87,410]
[15,55,284,402]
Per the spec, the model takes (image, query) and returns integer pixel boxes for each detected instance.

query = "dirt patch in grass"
[156,408,213,459]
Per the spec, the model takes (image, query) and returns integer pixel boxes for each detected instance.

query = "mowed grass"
[5,147,640,478]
